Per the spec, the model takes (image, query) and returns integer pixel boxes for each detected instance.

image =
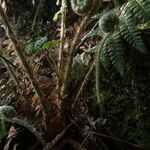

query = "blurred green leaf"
[41,39,60,50]
[25,37,60,55]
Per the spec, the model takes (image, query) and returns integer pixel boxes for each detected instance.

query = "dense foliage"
[0,0,150,149]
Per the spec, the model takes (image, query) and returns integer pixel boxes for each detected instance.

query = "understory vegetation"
[0,0,150,149]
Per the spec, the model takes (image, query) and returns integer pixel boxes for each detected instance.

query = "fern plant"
[83,0,150,75]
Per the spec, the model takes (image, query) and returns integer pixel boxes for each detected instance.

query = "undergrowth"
[0,0,150,149]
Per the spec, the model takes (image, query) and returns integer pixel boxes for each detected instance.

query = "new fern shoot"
[0,105,46,146]
[71,0,102,16]
[96,12,119,116]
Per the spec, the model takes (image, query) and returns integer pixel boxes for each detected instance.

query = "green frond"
[41,39,60,49]
[25,36,48,55]
[119,12,146,53]
[0,105,46,146]
[34,36,48,50]
[25,37,60,56]
[84,0,149,75]
[0,105,17,119]
[123,0,150,23]
[25,41,36,55]
[107,32,124,75]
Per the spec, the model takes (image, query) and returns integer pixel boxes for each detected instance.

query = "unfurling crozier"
[99,12,119,33]
[71,0,102,16]
[0,105,17,119]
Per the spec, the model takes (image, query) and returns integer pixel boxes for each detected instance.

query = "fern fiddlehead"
[99,13,119,33]
[0,105,46,146]
[96,13,119,115]
[71,0,101,16]
[0,105,17,119]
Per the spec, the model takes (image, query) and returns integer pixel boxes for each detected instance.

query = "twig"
[79,132,91,150]
[0,49,24,75]
[92,132,144,148]
[79,131,144,149]
[0,53,17,69]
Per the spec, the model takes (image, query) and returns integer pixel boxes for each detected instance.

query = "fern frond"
[41,39,60,49]
[85,33,124,75]
[107,32,124,75]
[123,0,150,23]
[84,0,149,75]
[119,12,146,53]
[25,40,36,54]
[34,36,48,50]
[25,36,48,55]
